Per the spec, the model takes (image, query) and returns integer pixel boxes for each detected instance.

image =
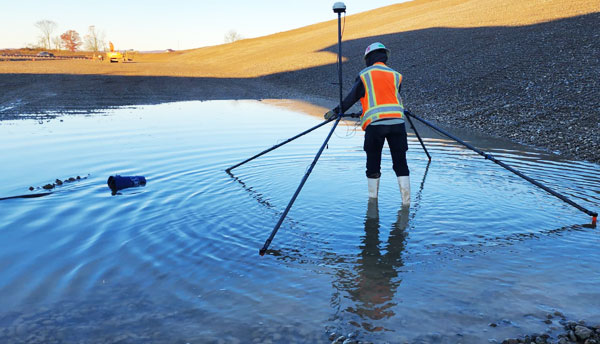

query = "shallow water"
[0,100,598,343]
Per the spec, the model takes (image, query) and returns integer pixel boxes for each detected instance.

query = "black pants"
[364,123,409,178]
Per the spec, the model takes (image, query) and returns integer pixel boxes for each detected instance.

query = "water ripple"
[0,100,598,343]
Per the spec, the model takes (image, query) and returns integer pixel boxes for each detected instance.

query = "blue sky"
[2,1,406,51]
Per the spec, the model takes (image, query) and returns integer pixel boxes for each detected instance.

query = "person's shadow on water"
[344,200,410,332]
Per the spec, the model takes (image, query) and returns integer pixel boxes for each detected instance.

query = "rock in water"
[575,325,593,340]
[569,330,577,342]
[332,336,346,344]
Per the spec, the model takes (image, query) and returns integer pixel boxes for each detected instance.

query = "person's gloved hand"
[324,110,337,120]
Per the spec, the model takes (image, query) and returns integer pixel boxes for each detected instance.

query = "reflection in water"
[225,169,305,241]
[346,201,409,332]
[331,161,430,333]
[0,192,52,200]
[413,160,431,215]
[226,170,276,209]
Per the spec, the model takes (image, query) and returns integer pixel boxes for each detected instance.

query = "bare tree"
[35,38,46,49]
[35,20,57,49]
[60,30,82,52]
[224,30,243,43]
[84,25,105,52]
[52,36,62,50]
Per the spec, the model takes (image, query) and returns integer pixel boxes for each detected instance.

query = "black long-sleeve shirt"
[334,77,365,114]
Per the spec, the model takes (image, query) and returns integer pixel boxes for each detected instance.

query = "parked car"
[37,51,54,57]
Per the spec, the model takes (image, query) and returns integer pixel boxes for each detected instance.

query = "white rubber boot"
[368,178,380,199]
[398,176,410,206]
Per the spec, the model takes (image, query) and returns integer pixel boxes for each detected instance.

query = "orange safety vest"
[359,62,405,130]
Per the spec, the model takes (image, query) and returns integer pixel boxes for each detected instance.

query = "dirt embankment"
[0,0,598,162]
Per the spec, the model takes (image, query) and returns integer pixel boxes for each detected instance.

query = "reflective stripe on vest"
[359,63,404,130]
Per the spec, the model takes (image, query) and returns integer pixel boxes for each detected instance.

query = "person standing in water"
[325,42,410,206]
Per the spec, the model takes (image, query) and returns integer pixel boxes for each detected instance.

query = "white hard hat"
[364,42,390,59]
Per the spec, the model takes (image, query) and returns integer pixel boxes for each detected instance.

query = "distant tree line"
[32,20,244,51]
[31,20,106,53]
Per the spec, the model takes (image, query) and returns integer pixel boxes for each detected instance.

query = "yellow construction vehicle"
[123,50,136,62]
[106,42,123,63]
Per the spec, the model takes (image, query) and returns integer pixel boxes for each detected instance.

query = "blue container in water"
[107,175,146,192]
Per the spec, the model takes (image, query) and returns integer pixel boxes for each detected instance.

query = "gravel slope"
[264,12,600,163]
